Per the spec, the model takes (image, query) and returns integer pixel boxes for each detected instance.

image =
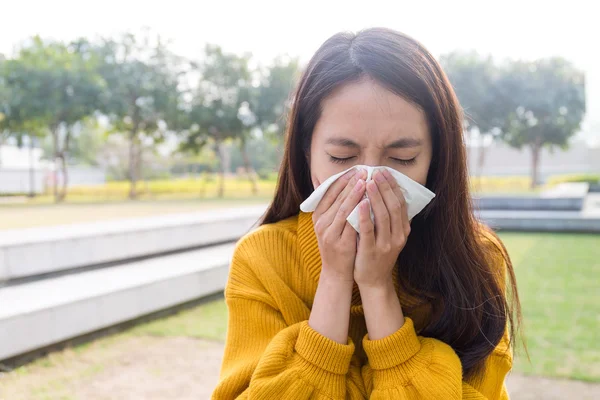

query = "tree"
[252,56,299,135]
[499,58,586,188]
[251,55,299,167]
[440,52,511,180]
[0,54,8,150]
[95,31,182,198]
[40,119,105,167]
[1,37,104,201]
[179,45,253,197]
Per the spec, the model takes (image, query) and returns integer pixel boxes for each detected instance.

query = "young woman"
[212,27,521,399]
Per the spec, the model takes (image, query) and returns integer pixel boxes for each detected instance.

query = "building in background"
[466,140,599,181]
[0,144,47,195]
[0,144,107,195]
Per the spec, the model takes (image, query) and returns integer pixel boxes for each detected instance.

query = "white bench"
[0,205,266,283]
[478,210,600,232]
[0,243,235,360]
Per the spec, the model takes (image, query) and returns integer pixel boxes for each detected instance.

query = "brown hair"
[260,27,521,379]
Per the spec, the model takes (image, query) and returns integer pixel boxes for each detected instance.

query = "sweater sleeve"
[360,317,512,399]
[361,228,514,399]
[211,242,367,399]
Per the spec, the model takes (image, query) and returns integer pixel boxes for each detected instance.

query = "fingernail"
[361,199,370,210]
[346,169,357,178]
[354,179,364,192]
[374,170,386,183]
[367,180,377,192]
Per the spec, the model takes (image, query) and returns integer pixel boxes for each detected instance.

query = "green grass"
[500,232,600,382]
[127,298,228,341]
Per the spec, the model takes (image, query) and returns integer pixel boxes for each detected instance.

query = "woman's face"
[309,78,432,189]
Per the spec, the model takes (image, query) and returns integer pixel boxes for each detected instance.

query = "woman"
[212,27,521,399]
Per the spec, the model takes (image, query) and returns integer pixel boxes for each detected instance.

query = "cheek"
[310,157,341,189]
[404,157,430,186]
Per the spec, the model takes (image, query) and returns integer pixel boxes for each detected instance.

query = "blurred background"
[0,1,598,399]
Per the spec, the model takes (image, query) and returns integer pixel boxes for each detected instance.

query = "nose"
[361,152,384,170]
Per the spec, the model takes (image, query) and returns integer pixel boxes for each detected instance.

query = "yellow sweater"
[212,211,512,399]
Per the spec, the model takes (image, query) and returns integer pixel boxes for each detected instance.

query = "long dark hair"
[260,27,521,380]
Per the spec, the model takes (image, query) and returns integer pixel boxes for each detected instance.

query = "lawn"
[0,232,598,398]
[501,232,600,382]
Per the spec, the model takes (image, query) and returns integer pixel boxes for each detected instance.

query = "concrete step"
[0,205,266,283]
[478,210,600,233]
[0,243,235,361]
[474,196,585,211]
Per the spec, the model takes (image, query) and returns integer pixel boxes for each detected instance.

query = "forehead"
[313,78,429,145]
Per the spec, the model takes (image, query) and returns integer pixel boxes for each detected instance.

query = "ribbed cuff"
[295,321,355,375]
[362,317,421,370]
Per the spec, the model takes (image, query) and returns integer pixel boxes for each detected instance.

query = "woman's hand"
[309,168,367,344]
[354,169,411,289]
[312,168,367,283]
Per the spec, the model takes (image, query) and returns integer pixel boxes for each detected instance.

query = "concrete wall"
[0,168,45,195]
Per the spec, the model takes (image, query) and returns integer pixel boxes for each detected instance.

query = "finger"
[365,179,390,242]
[329,178,366,236]
[381,169,410,237]
[341,220,357,246]
[313,168,358,218]
[318,169,365,229]
[357,198,375,249]
[373,170,403,235]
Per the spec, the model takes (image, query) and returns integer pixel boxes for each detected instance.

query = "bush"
[66,175,277,200]
[469,176,532,194]
[547,174,600,186]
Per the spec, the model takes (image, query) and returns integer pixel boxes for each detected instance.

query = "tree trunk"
[476,136,486,181]
[530,137,542,189]
[215,141,225,198]
[57,130,72,202]
[28,137,36,198]
[240,138,258,195]
[52,128,60,203]
[137,144,145,197]
[128,129,138,199]
[57,154,68,202]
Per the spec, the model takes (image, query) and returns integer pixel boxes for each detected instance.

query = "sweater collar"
[297,211,423,315]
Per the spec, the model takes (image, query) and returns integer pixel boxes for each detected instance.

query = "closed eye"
[391,157,417,166]
[329,155,356,164]
[328,155,416,166]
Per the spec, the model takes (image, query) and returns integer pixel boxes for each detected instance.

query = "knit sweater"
[211,211,512,399]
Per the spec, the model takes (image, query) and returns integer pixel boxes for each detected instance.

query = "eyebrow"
[325,137,423,149]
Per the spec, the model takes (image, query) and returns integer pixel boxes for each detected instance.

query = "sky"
[1,0,598,139]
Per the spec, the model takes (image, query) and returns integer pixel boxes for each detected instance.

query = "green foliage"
[252,55,300,139]
[499,58,586,150]
[229,136,281,172]
[178,45,253,154]
[0,37,106,200]
[93,31,184,197]
[95,32,181,137]
[442,53,586,187]
[441,52,507,136]
[2,37,104,133]
[66,177,276,199]
[547,174,600,186]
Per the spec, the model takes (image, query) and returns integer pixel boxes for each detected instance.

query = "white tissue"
[299,165,435,232]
